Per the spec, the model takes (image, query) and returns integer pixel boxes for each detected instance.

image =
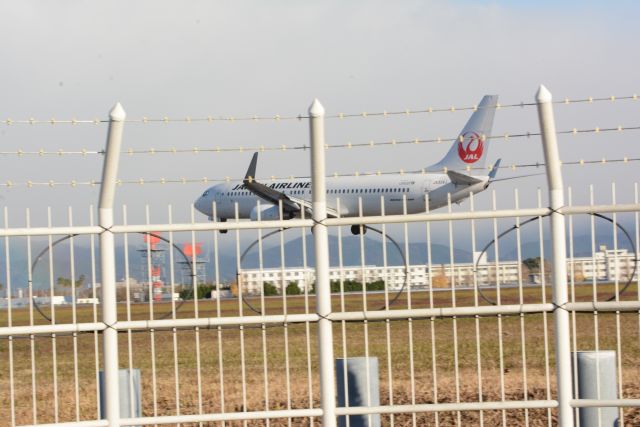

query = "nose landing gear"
[219,218,228,234]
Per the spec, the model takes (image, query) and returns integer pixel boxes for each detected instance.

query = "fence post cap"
[109,102,126,121]
[536,85,552,103]
[309,98,325,117]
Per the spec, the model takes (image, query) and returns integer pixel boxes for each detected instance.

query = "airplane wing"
[243,153,339,218]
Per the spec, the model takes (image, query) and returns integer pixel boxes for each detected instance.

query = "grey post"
[336,357,381,427]
[574,351,619,427]
[536,85,574,426]
[309,99,337,426]
[99,103,126,427]
[100,369,142,424]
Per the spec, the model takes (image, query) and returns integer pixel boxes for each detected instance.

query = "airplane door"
[214,190,225,212]
[422,180,429,195]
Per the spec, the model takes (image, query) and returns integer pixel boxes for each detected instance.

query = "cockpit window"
[202,190,209,197]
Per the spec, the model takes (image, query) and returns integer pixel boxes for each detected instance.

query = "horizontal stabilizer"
[447,170,483,186]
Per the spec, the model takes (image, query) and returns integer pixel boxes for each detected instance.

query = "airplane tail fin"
[426,95,498,173]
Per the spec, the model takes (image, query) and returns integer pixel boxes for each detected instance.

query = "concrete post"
[336,357,381,427]
[574,351,619,427]
[99,103,126,427]
[536,85,574,426]
[100,369,142,424]
[309,99,337,427]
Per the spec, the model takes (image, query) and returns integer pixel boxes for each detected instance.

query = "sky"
[0,1,639,248]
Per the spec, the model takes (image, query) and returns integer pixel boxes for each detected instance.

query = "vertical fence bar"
[89,206,102,418]
[26,208,37,424]
[4,209,16,427]
[300,206,315,426]
[535,85,573,426]
[309,98,337,427]
[469,193,485,427]
[99,102,126,427]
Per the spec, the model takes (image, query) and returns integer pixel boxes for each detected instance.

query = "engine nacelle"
[250,204,281,221]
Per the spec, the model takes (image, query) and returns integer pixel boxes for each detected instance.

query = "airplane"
[195,95,503,235]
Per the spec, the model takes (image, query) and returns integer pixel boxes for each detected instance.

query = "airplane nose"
[194,196,206,214]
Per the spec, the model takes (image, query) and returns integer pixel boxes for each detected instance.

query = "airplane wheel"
[350,225,366,235]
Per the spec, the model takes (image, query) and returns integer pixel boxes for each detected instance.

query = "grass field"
[1,283,639,426]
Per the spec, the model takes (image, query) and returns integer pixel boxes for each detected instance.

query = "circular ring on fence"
[473,213,637,306]
[30,232,196,322]
[236,225,409,317]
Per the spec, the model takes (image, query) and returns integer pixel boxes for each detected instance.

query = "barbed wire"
[1,124,638,157]
[1,156,636,188]
[1,94,637,126]
[0,149,102,156]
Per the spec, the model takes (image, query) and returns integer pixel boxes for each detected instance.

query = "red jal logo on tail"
[457,132,484,163]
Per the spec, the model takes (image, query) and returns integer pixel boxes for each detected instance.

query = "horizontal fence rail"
[0,203,639,237]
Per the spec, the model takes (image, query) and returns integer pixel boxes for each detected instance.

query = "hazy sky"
[1,0,639,236]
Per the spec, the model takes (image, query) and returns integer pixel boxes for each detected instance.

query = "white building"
[33,296,67,306]
[237,246,637,295]
[238,251,522,295]
[568,245,638,282]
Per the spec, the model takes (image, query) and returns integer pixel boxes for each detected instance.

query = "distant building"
[210,289,233,300]
[77,297,100,305]
[237,251,522,295]
[237,246,638,295]
[568,245,638,282]
[33,296,67,306]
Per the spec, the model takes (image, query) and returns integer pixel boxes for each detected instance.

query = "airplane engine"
[250,204,281,221]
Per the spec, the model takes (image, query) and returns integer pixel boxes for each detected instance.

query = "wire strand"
[2,93,637,125]
[1,156,637,188]
[2,124,638,156]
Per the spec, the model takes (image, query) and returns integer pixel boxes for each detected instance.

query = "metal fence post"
[99,102,126,427]
[309,98,337,427]
[535,85,574,426]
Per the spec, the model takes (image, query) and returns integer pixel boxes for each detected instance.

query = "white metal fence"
[0,86,639,426]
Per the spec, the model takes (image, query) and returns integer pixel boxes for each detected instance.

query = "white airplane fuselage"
[195,172,489,220]
[194,94,499,225]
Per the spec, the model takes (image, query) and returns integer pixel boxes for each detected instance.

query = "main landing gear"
[350,224,367,235]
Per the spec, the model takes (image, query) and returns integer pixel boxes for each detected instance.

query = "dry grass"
[1,283,640,426]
